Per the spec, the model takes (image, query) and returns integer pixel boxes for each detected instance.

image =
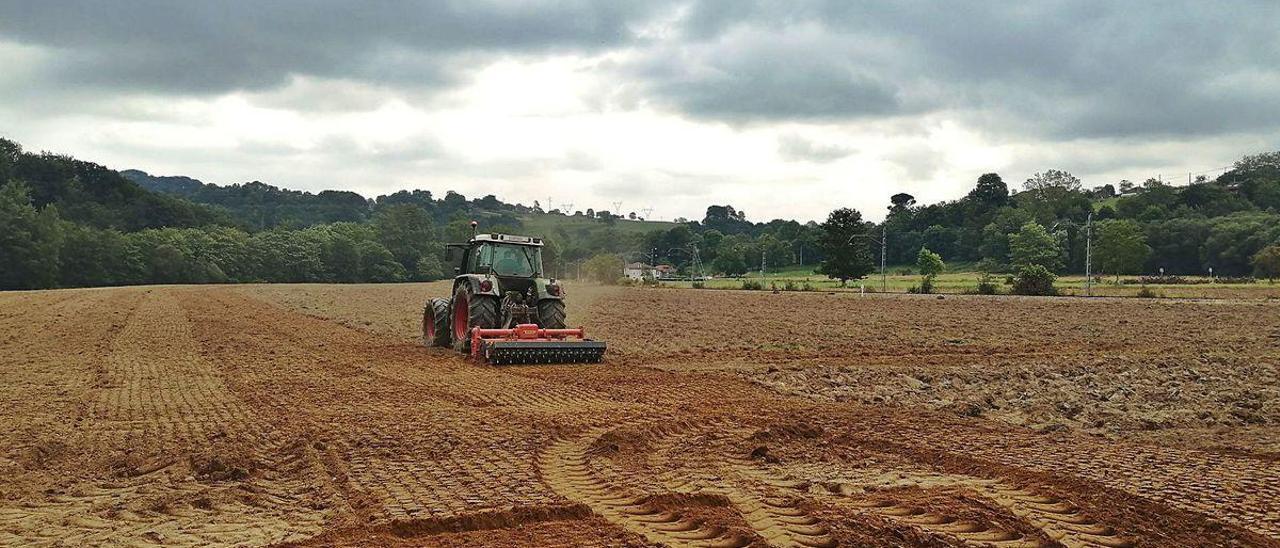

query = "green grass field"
[659,266,1280,299]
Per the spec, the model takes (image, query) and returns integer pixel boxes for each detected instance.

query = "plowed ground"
[1,283,1278,547]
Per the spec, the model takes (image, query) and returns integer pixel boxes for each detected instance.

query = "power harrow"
[469,324,606,365]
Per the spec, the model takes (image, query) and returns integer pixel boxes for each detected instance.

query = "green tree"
[1095,220,1151,281]
[1009,222,1063,272]
[921,225,957,259]
[916,247,944,294]
[966,173,1009,210]
[58,225,132,287]
[414,251,445,281]
[712,247,747,276]
[325,234,363,283]
[583,253,623,284]
[0,182,63,289]
[373,204,436,273]
[1203,213,1280,275]
[149,244,190,283]
[817,208,874,285]
[1023,169,1082,192]
[249,230,325,282]
[358,240,407,282]
[1253,245,1280,281]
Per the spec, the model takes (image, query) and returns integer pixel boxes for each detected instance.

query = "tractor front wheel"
[537,299,567,329]
[422,298,450,347]
[451,284,499,352]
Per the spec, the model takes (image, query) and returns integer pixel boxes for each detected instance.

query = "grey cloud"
[0,1,672,94]
[628,1,1280,138]
[777,134,854,163]
[5,1,1278,140]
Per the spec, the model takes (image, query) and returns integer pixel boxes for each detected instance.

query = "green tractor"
[423,222,604,364]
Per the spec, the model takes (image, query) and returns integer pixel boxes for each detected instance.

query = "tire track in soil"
[885,424,1280,539]
[0,289,124,470]
[645,423,838,548]
[1,289,331,547]
[643,420,1140,548]
[807,472,1135,547]
[540,426,755,547]
[186,289,635,530]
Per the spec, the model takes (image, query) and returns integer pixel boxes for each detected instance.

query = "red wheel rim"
[453,292,469,341]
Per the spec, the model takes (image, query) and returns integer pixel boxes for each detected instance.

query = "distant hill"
[121,169,205,195]
[125,168,681,239]
[122,169,371,230]
[0,139,228,231]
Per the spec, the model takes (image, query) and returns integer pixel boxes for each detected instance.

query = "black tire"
[451,284,499,352]
[422,298,450,347]
[537,299,567,329]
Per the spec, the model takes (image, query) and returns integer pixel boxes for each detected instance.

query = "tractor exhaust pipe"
[470,220,478,239]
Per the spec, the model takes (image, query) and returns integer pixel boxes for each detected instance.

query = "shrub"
[1011,264,1057,296]
[740,279,764,290]
[691,280,705,289]
[640,277,659,287]
[976,273,998,295]
[1135,285,1161,298]
[916,247,943,295]
[782,280,798,291]
[919,277,935,294]
[801,282,815,291]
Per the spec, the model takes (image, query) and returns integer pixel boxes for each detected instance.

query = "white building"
[623,262,652,280]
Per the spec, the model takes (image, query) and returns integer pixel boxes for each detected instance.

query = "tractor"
[422,222,605,364]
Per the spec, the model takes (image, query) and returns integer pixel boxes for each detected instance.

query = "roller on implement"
[470,324,606,365]
[422,221,607,365]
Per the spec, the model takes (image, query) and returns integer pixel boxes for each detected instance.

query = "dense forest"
[2,135,1279,291]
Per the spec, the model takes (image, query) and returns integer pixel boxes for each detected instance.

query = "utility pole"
[1084,211,1093,296]
[761,250,766,276]
[880,224,887,292]
[691,245,703,281]
[849,226,888,292]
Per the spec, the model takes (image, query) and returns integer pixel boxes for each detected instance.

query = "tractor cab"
[448,233,546,296]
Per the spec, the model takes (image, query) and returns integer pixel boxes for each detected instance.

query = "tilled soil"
[1,283,1278,547]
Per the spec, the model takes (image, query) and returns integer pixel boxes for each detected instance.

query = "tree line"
[3,134,1279,291]
[616,151,1280,286]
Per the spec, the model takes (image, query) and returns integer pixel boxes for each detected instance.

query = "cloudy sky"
[2,1,1278,222]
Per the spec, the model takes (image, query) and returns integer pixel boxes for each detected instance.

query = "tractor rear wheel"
[537,299,567,329]
[422,298,450,347]
[451,284,499,352]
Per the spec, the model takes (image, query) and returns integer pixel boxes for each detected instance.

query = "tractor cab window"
[470,243,493,273]
[491,244,541,277]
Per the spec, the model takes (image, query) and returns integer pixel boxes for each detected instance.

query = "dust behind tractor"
[422,221,606,365]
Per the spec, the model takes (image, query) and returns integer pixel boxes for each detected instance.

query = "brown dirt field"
[1,282,1278,547]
